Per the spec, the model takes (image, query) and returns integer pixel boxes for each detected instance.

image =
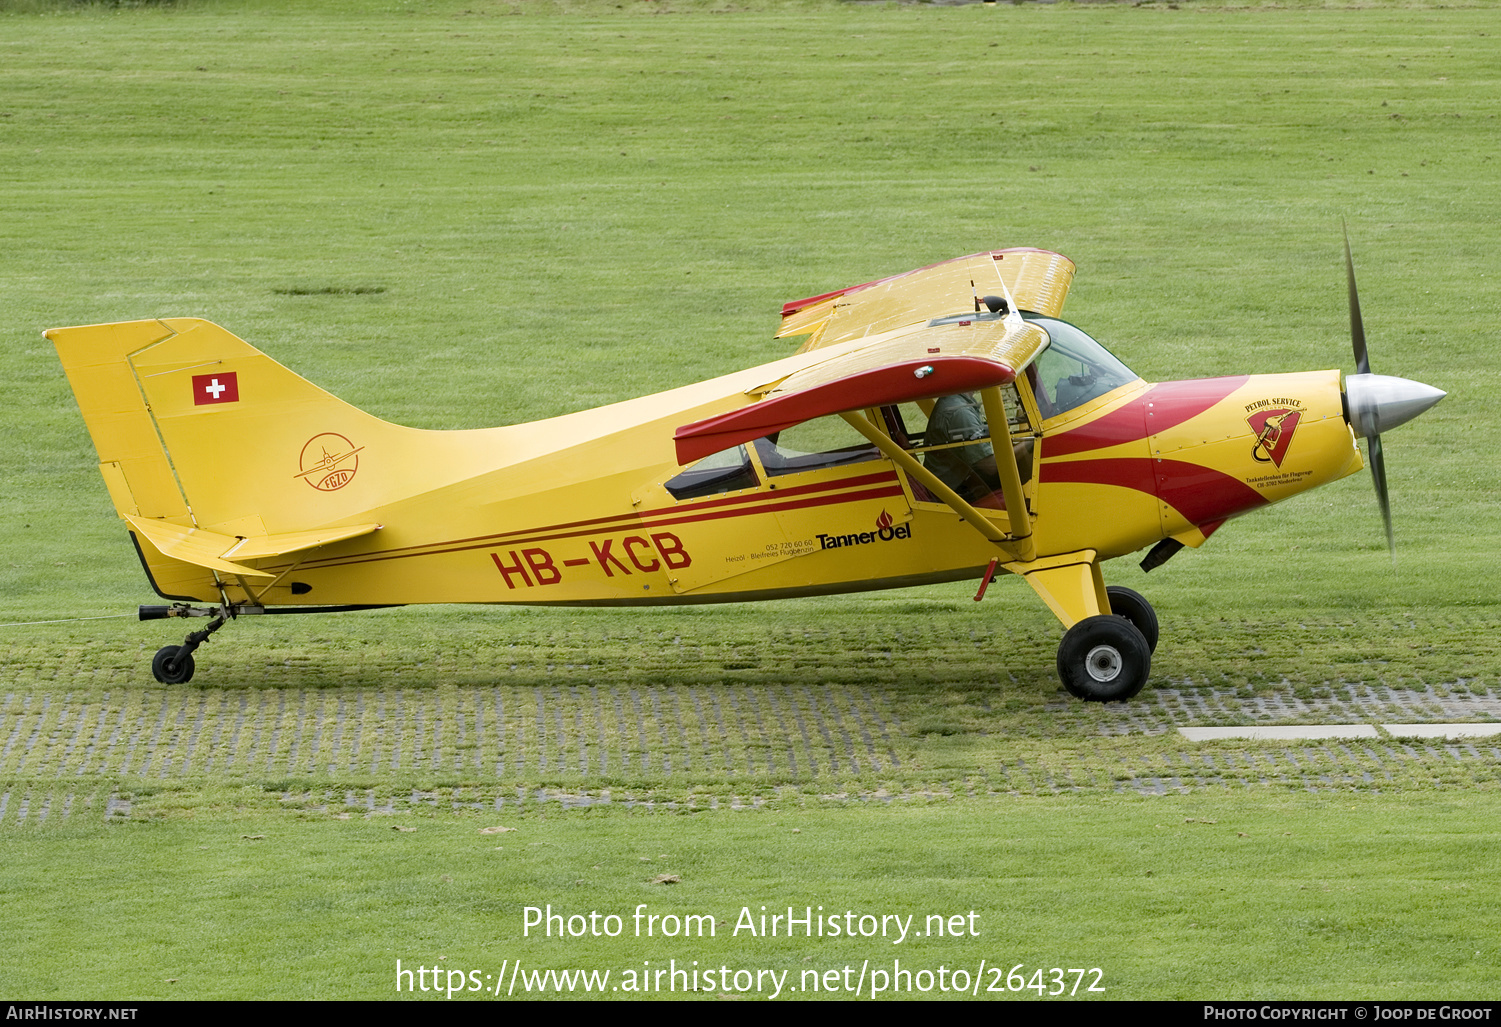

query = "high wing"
[776,248,1076,353]
[674,313,1047,464]
[675,310,1050,552]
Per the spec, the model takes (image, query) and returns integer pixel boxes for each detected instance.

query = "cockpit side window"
[665,414,885,502]
[754,415,882,478]
[664,444,758,500]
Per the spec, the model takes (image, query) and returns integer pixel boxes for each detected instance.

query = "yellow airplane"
[48,241,1445,700]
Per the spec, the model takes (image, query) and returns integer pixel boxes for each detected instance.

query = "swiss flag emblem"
[192,372,239,406]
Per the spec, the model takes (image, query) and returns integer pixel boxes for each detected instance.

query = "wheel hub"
[1084,644,1123,683]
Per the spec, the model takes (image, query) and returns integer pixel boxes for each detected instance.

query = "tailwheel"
[142,603,230,684]
[151,645,196,685]
[1105,585,1159,653]
[1056,615,1151,702]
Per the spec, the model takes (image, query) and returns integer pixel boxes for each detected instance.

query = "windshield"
[1023,315,1140,418]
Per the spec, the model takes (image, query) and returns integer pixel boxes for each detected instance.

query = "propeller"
[1340,223,1446,561]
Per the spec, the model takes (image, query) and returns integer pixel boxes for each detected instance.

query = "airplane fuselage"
[243,367,1362,609]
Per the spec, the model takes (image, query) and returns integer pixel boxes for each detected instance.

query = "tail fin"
[48,318,416,601]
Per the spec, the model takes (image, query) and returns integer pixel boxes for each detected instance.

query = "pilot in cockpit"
[924,393,995,496]
[923,392,1034,503]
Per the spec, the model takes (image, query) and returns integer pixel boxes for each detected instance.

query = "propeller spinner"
[1341,226,1446,559]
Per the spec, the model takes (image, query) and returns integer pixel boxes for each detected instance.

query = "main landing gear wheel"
[1056,615,1151,702]
[151,645,196,685]
[1105,585,1159,653]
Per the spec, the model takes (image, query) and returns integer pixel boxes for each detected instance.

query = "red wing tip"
[780,286,857,318]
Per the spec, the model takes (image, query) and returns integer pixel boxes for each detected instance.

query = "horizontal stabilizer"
[126,516,381,578]
[223,523,383,561]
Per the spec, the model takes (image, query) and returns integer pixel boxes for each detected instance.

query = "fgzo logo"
[816,510,913,550]
[297,432,363,491]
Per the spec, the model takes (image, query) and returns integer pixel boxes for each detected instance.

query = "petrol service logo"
[297,432,363,491]
[1244,399,1304,468]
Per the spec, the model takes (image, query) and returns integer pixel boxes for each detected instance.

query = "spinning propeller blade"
[1368,432,1393,558]
[1345,223,1371,377]
[1340,224,1446,563]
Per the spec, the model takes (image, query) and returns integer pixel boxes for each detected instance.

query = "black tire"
[1056,615,1151,702]
[1106,585,1159,653]
[152,645,195,685]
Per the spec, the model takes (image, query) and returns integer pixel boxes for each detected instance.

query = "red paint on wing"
[1046,376,1249,457]
[674,357,1014,465]
[782,286,857,318]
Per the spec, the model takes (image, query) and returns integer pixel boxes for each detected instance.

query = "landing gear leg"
[1008,552,1157,702]
[146,603,232,684]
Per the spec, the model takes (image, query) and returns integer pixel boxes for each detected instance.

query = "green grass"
[2,0,1500,1001]
[3,795,1500,1000]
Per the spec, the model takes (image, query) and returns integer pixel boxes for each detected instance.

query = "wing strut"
[978,386,1033,545]
[838,410,1035,561]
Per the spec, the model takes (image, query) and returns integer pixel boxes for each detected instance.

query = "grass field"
[5,796,1501,1000]
[2,0,1499,1002]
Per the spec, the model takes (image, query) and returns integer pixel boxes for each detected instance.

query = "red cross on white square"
[191,372,240,406]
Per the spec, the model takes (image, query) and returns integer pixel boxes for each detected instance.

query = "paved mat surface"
[4,677,1499,822]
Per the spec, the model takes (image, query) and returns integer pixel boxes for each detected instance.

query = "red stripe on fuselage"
[1155,459,1266,523]
[1046,376,1249,457]
[279,473,906,572]
[1041,457,1266,524]
[644,483,907,532]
